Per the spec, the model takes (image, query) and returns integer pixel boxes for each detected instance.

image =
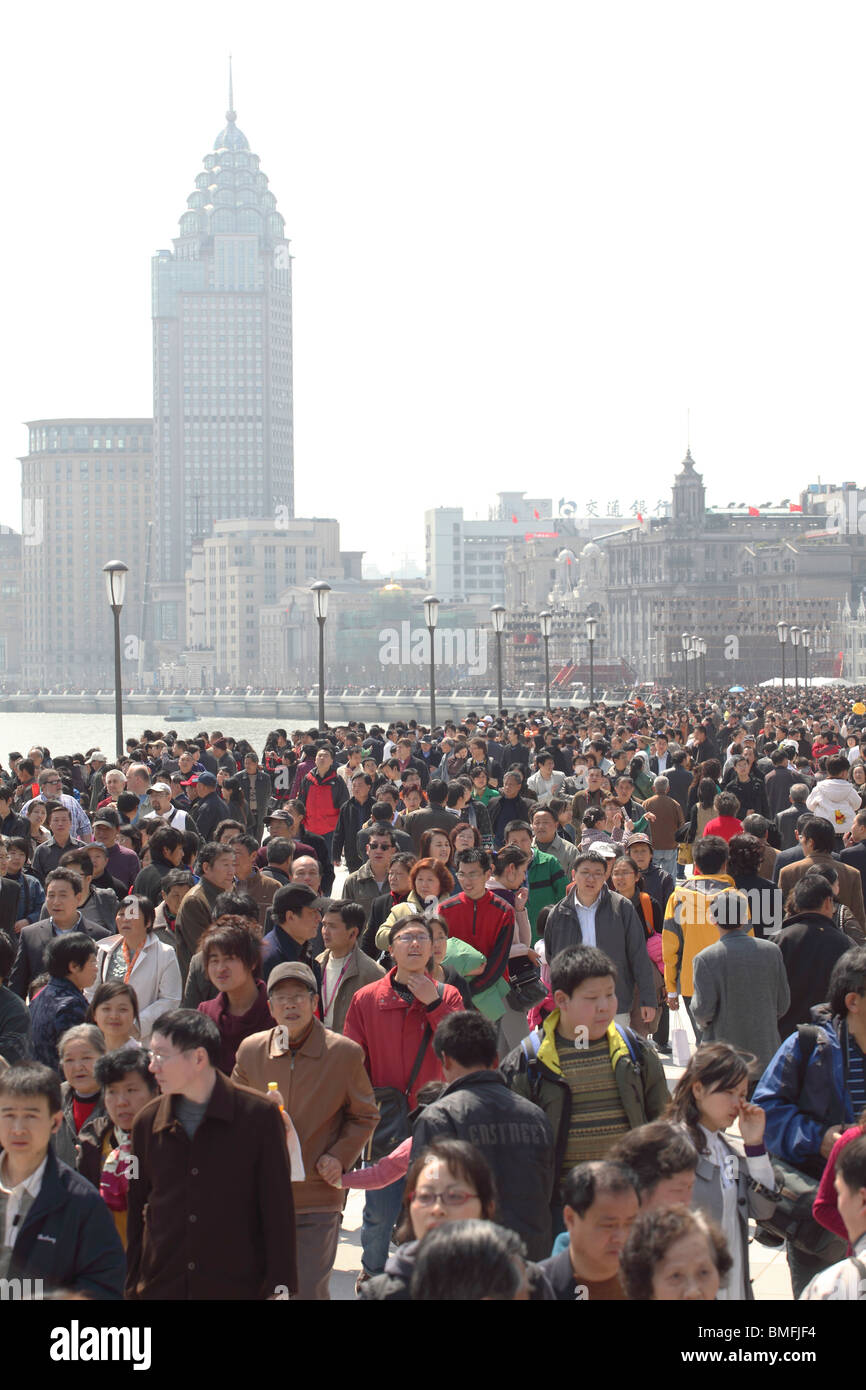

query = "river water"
[0,714,285,761]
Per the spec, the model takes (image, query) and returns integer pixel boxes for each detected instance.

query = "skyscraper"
[152,71,293,589]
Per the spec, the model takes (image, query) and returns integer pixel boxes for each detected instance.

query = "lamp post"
[103,561,129,760]
[698,636,707,690]
[539,610,553,711]
[311,581,331,729]
[801,628,811,689]
[692,635,699,696]
[490,604,506,713]
[776,620,788,694]
[790,625,800,698]
[681,632,691,701]
[585,615,598,703]
[424,595,440,729]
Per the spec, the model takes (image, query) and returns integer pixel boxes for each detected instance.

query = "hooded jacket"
[298,767,348,836]
[806,778,863,837]
[662,872,744,996]
[500,1012,668,1197]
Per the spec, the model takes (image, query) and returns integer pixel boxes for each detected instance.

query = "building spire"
[227,55,236,122]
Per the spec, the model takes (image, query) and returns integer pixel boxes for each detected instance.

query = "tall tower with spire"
[152,68,293,584]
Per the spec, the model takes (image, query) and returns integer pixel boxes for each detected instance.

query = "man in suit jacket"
[778,816,866,928]
[839,808,866,905]
[691,888,790,1073]
[10,868,109,998]
[664,752,693,816]
[239,753,273,843]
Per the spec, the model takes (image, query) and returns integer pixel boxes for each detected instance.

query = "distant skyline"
[4,1,866,578]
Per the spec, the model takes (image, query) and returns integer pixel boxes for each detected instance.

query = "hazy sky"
[4,1,865,575]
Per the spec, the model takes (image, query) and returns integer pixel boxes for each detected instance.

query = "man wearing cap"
[85,751,109,813]
[232,960,379,1299]
[91,809,140,892]
[148,781,189,831]
[260,883,325,992]
[188,771,231,842]
[624,835,674,912]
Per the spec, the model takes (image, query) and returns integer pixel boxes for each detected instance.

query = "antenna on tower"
[227,55,235,120]
[687,407,691,451]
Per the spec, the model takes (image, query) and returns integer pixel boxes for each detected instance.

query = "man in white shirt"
[802,1134,866,1300]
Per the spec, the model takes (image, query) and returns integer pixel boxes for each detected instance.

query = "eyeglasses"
[393,932,432,946]
[369,841,392,850]
[410,1188,478,1208]
[147,1048,190,1065]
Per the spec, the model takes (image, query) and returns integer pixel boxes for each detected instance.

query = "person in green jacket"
[501,945,668,1205]
[504,821,567,943]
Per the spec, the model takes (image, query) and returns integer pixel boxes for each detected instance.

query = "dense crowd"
[1,688,866,1302]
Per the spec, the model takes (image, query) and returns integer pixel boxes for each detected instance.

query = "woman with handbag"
[666,1043,777,1300]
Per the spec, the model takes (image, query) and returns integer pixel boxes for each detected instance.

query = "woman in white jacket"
[89,894,182,1043]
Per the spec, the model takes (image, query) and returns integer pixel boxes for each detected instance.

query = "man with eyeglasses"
[233,962,379,1299]
[341,831,396,921]
[126,1009,296,1301]
[344,917,463,1289]
[22,769,92,844]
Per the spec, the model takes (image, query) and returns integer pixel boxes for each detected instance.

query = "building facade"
[152,83,293,601]
[0,528,23,683]
[20,420,153,687]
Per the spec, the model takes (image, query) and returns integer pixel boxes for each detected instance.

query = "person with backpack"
[752,946,866,1296]
[501,945,667,1228]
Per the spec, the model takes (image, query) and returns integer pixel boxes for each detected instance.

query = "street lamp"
[681,632,691,701]
[586,615,598,703]
[311,581,331,729]
[692,636,699,695]
[801,628,811,689]
[424,595,440,729]
[777,620,788,693]
[698,636,707,690]
[539,610,553,711]
[490,605,506,713]
[790,625,801,698]
[103,561,128,760]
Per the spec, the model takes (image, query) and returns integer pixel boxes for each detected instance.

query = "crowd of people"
[0,690,866,1303]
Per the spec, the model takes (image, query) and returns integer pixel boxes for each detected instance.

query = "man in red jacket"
[344,917,463,1288]
[297,748,348,856]
[437,848,515,1002]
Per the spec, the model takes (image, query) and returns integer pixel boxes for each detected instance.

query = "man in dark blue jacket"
[753,946,866,1296]
[0,1062,125,1298]
[411,1012,555,1261]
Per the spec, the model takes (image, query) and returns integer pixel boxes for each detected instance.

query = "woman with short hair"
[91,895,181,1043]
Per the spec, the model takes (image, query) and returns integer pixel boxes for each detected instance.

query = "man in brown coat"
[174,842,236,983]
[778,815,866,928]
[232,961,380,1299]
[126,1008,296,1300]
[641,775,685,883]
[316,900,384,1034]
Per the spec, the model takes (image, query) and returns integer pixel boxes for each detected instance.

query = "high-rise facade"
[20,420,153,686]
[152,81,293,593]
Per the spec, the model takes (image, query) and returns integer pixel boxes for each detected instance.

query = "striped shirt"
[847,1035,866,1116]
[558,1031,629,1179]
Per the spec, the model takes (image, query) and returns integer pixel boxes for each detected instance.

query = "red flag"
[789,503,803,512]
[533,508,540,519]
[748,506,760,516]
[511,514,518,524]
[637,512,643,523]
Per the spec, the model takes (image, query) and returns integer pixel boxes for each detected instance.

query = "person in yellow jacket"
[662,836,751,1040]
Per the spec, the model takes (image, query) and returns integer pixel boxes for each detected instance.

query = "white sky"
[3,0,865,575]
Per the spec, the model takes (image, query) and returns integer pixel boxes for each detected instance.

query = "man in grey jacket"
[543,851,657,1027]
[692,887,790,1074]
